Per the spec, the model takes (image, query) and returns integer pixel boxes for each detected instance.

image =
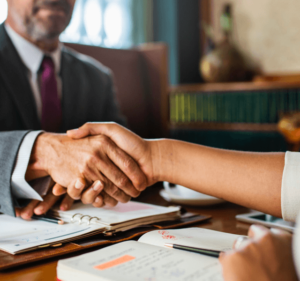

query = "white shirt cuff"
[11,131,44,200]
[281,151,300,222]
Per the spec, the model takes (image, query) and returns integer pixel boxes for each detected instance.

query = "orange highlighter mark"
[94,255,135,271]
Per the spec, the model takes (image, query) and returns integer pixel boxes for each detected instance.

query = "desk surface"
[0,185,251,281]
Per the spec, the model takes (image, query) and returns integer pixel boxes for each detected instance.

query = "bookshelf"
[170,122,278,132]
[169,82,300,132]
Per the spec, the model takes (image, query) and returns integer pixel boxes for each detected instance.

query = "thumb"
[67,122,116,139]
[67,127,90,139]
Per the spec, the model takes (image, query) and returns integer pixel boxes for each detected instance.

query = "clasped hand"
[17,126,150,220]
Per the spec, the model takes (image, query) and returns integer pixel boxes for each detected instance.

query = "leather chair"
[64,42,169,138]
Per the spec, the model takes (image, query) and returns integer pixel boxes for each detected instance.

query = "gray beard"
[24,0,72,41]
[25,18,64,41]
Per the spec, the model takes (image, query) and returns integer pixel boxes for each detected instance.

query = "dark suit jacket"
[0,23,126,216]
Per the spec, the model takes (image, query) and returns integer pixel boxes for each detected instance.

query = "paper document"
[57,228,244,280]
[0,215,104,254]
[57,241,224,281]
[52,201,180,225]
[138,227,242,251]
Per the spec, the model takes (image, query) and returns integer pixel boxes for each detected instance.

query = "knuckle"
[97,135,109,145]
[117,175,130,188]
[83,122,91,129]
[79,163,89,176]
[86,153,98,165]
[123,157,135,170]
[110,186,121,197]
[136,176,147,191]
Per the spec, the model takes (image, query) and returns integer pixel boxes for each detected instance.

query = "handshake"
[16,123,158,220]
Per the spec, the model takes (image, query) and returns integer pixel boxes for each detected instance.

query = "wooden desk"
[0,185,251,281]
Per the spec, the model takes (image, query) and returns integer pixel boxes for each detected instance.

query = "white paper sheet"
[57,241,224,281]
[138,228,244,251]
[0,215,105,254]
[54,201,180,225]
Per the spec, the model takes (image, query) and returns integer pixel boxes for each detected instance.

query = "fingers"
[80,178,130,206]
[66,178,87,200]
[53,183,67,196]
[93,137,143,196]
[59,194,74,211]
[93,195,105,208]
[248,224,269,239]
[102,179,131,204]
[17,200,40,220]
[102,191,118,207]
[233,236,250,250]
[104,140,147,192]
[68,123,149,192]
[81,180,104,205]
[67,128,89,139]
[67,122,113,139]
[15,208,21,217]
[33,193,61,215]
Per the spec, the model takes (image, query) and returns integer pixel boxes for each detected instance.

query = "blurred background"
[2,0,300,152]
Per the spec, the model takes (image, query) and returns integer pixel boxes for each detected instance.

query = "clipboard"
[0,212,211,271]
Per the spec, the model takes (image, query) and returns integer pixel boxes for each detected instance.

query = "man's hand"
[219,224,298,281]
[26,133,148,205]
[15,188,74,220]
[67,122,159,187]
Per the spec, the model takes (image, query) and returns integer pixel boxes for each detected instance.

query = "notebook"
[57,228,244,281]
[0,201,180,255]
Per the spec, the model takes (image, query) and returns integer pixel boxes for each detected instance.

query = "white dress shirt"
[5,24,62,201]
[281,151,300,222]
[280,152,300,278]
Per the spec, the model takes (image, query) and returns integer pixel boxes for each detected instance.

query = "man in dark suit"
[0,0,146,219]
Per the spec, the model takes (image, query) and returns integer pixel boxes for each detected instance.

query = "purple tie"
[40,56,62,132]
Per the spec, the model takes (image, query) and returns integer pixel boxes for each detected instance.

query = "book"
[57,228,244,281]
[0,201,180,255]
[169,87,299,125]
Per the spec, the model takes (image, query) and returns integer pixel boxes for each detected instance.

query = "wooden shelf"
[169,122,279,132]
[169,81,300,94]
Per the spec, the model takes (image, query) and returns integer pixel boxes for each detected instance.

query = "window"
[61,0,133,48]
[0,0,143,49]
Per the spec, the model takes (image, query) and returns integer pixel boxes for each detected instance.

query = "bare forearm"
[151,139,285,217]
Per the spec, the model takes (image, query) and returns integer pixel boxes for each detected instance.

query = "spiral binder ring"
[79,215,90,225]
[88,216,100,225]
[71,213,83,223]
[71,213,101,225]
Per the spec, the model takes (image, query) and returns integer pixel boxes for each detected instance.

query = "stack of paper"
[0,201,180,254]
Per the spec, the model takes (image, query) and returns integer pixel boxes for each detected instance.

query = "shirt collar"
[4,23,62,74]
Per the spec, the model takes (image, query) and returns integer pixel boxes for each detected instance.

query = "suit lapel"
[0,24,40,130]
[60,48,79,131]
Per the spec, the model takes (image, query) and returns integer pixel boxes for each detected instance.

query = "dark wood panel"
[170,122,278,132]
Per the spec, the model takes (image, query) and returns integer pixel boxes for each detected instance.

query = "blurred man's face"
[7,0,75,40]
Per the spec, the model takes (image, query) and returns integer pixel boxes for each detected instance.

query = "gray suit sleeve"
[0,131,29,216]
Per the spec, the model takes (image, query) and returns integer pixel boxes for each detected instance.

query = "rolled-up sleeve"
[281,151,300,222]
